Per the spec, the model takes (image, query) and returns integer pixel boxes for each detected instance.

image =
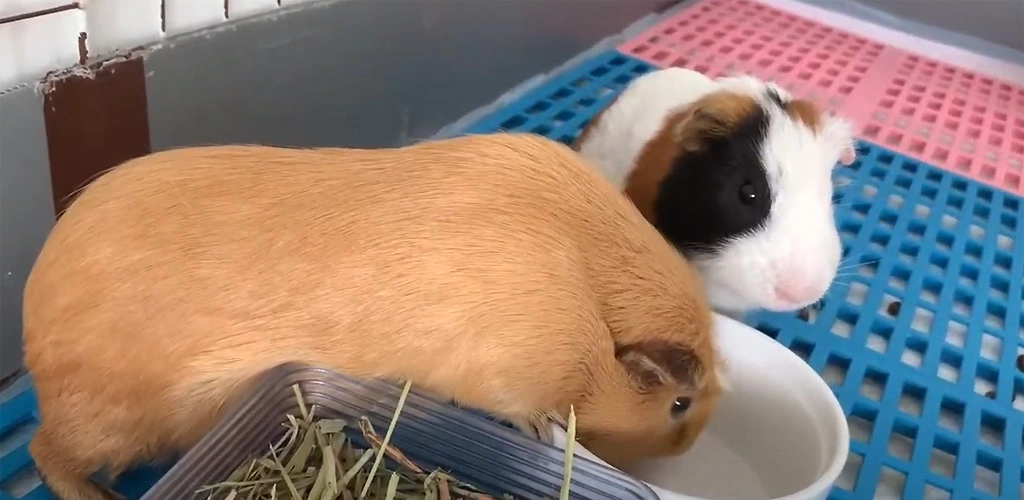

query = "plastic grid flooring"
[465,50,1024,500]
[1,50,1022,500]
[617,0,1024,198]
[0,377,167,500]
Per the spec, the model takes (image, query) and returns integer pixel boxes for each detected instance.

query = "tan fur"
[673,91,760,134]
[783,98,824,133]
[22,133,720,499]
[624,92,759,223]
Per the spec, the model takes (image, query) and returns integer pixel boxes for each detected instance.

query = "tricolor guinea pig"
[573,67,856,316]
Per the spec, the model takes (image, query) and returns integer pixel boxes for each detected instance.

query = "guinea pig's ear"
[669,94,752,151]
[839,147,856,166]
[673,106,734,146]
[615,340,700,390]
[823,114,857,167]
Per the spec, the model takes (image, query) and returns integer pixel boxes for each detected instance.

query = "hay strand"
[559,406,577,500]
[359,379,412,499]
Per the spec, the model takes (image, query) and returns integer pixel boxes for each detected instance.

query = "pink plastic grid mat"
[618,0,1024,197]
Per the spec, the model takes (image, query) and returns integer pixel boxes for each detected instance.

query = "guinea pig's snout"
[771,271,829,310]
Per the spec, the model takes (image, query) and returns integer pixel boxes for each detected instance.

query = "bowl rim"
[711,313,850,500]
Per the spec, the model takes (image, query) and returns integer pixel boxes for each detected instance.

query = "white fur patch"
[575,67,716,188]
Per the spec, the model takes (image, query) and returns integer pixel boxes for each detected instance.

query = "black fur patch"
[765,87,786,108]
[652,105,774,256]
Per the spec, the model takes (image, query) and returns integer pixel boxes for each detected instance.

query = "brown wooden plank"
[43,56,152,216]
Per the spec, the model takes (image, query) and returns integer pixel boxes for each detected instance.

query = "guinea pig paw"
[511,412,563,444]
[546,409,568,428]
[508,416,544,442]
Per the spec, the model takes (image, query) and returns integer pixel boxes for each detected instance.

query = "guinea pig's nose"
[773,278,821,306]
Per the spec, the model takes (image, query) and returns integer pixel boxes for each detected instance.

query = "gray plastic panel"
[0,85,54,381]
[142,363,659,500]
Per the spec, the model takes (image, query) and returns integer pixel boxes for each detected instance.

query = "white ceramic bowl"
[552,313,848,500]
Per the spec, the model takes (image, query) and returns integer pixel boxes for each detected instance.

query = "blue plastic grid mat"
[0,375,168,500]
[1,49,1022,500]
[462,50,657,141]
[461,50,1024,500]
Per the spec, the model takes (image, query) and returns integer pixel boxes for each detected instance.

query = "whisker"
[838,258,880,269]
[831,276,856,285]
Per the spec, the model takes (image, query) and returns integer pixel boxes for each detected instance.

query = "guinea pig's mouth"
[763,298,816,313]
[765,285,829,312]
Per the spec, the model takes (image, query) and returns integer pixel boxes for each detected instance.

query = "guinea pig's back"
[26,135,609,320]
[22,134,645,414]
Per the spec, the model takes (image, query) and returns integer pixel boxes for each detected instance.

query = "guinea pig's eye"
[738,181,757,205]
[672,397,692,417]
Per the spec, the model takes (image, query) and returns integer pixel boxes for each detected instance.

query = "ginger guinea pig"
[23,133,721,500]
[573,67,857,316]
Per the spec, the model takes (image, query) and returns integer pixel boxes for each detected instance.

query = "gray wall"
[802,0,1024,61]
[145,0,675,151]
[859,0,1023,54]
[0,0,673,380]
[0,87,54,381]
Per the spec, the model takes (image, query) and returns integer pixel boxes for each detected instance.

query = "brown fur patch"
[783,98,824,133]
[623,91,759,224]
[621,111,682,224]
[615,339,701,390]
[684,92,761,135]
